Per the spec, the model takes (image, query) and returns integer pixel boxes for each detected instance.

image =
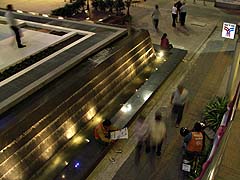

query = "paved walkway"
[87,24,236,180]
[87,1,240,180]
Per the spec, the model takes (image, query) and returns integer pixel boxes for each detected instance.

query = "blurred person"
[152,5,161,31]
[5,4,26,48]
[145,110,166,156]
[171,84,189,128]
[135,115,149,164]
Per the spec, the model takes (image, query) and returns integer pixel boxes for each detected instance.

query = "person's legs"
[182,12,186,25]
[180,12,186,26]
[172,14,177,27]
[176,104,185,126]
[153,19,159,30]
[11,26,22,46]
[135,140,143,164]
[145,136,151,153]
[155,19,159,30]
[156,141,163,156]
[171,104,178,121]
[180,13,183,25]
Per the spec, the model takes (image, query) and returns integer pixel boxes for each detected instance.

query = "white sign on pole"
[222,22,236,39]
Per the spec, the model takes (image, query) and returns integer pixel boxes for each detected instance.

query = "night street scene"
[0,0,240,180]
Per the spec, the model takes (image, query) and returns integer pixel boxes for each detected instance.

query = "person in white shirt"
[152,5,160,31]
[145,110,166,156]
[171,84,189,127]
[180,2,187,26]
[171,4,178,27]
[5,4,26,48]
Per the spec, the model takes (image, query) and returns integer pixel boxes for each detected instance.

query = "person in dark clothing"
[174,1,182,23]
[180,2,187,26]
[5,4,26,48]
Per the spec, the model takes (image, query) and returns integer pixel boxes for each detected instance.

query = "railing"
[196,81,240,180]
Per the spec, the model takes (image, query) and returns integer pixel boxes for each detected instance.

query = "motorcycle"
[180,122,206,177]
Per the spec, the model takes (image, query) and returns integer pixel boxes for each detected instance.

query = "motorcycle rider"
[183,122,204,156]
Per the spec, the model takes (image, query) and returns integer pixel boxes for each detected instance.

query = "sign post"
[222,22,236,39]
[222,22,240,99]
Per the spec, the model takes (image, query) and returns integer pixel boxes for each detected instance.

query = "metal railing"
[196,81,240,180]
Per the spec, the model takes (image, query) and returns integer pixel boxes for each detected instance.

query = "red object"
[160,38,169,49]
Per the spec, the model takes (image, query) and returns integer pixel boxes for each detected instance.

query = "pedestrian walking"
[145,110,166,156]
[152,5,160,31]
[134,115,148,164]
[5,4,26,48]
[171,84,189,128]
[180,2,187,26]
[171,4,178,27]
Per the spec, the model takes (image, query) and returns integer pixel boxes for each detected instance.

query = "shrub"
[203,96,228,132]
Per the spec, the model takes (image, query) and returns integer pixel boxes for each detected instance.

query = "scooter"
[180,127,192,173]
[180,122,206,177]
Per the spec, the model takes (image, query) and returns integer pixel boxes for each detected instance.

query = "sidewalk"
[87,24,235,180]
[88,2,239,180]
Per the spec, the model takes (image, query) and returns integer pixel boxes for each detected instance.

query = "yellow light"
[92,116,103,127]
[66,127,76,139]
[58,16,64,19]
[86,17,90,20]
[29,12,38,15]
[72,135,83,145]
[64,119,77,139]
[98,19,103,22]
[64,161,68,165]
[53,156,62,165]
[42,14,49,17]
[16,10,23,13]
[62,174,65,178]
[157,51,164,58]
[86,106,97,120]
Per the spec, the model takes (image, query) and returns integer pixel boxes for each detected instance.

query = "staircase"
[0,30,156,180]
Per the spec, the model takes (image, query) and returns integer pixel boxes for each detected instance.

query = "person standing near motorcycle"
[171,84,189,128]
[183,122,204,155]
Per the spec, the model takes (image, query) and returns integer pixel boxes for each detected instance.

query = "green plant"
[203,96,228,132]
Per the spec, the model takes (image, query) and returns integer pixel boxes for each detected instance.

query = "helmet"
[180,127,190,137]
